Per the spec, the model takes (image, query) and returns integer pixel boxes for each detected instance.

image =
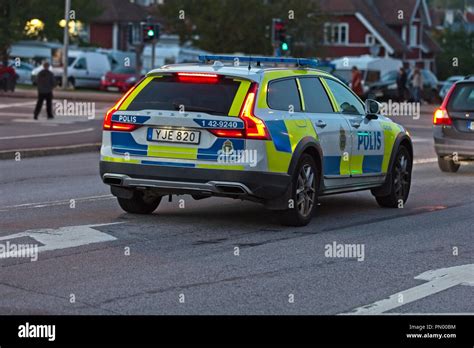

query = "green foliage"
[157,0,325,57]
[434,28,474,80]
[0,0,102,63]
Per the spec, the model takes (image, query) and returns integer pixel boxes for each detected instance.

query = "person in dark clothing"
[34,62,56,119]
[396,67,408,101]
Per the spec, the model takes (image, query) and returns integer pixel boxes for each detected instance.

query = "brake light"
[103,83,140,132]
[177,72,219,83]
[433,107,452,126]
[208,83,270,140]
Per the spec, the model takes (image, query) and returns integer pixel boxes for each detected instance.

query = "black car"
[433,76,474,172]
[368,69,440,103]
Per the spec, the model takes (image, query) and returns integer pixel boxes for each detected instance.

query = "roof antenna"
[248,55,252,71]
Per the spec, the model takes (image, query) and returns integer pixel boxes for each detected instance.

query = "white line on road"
[342,264,474,315]
[0,194,113,212]
[0,223,120,257]
[0,127,95,140]
[412,138,432,143]
[0,101,36,109]
[413,158,437,164]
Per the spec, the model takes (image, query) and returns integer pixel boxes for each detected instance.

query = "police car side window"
[323,78,365,115]
[298,77,334,113]
[267,78,302,112]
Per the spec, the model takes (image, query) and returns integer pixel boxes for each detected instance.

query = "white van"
[32,51,111,89]
[331,55,403,93]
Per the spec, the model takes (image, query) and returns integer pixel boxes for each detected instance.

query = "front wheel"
[373,146,412,208]
[437,157,460,173]
[117,190,161,214]
[279,154,319,226]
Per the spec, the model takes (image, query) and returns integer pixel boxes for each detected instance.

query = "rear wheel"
[117,190,161,214]
[374,146,412,208]
[280,154,318,227]
[438,157,460,173]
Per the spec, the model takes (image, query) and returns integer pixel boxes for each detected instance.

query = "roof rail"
[198,55,320,68]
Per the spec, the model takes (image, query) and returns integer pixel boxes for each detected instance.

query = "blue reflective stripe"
[197,138,245,161]
[362,155,384,173]
[141,161,195,168]
[323,156,341,175]
[111,115,150,124]
[111,132,148,156]
[266,120,292,153]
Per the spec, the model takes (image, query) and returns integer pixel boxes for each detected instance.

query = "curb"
[0,143,101,160]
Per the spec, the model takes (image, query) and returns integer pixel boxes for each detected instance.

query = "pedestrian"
[351,66,364,99]
[411,67,423,103]
[33,62,56,120]
[396,67,408,102]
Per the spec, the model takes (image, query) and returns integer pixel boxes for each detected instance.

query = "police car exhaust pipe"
[214,184,247,195]
[103,175,124,186]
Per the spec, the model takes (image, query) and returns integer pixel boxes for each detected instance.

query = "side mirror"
[365,99,381,120]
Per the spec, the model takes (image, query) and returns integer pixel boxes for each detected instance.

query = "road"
[0,99,473,315]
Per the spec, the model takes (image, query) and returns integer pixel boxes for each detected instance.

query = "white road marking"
[0,127,95,140]
[0,194,113,212]
[412,138,432,143]
[0,223,119,256]
[343,264,474,315]
[413,157,437,164]
[0,101,36,109]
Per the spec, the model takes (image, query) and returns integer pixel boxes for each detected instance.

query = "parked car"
[32,51,111,89]
[439,75,464,100]
[433,75,474,172]
[368,68,440,103]
[100,67,139,92]
[9,60,33,85]
[0,63,17,91]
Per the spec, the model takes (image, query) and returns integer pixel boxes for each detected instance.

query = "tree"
[156,0,325,57]
[434,28,474,80]
[0,0,102,64]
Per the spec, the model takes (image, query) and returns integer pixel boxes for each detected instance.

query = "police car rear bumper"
[100,161,291,201]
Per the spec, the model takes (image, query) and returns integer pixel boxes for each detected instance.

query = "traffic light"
[142,23,160,43]
[272,19,289,55]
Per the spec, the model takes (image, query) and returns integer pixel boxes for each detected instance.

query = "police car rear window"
[127,76,240,115]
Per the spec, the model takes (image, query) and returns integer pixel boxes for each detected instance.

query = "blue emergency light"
[198,55,320,68]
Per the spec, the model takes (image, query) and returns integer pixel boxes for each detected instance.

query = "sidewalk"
[0,87,121,103]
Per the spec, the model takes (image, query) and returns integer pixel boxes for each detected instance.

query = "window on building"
[410,25,418,46]
[365,34,376,46]
[324,23,349,44]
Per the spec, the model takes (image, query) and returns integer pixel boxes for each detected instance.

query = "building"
[88,0,151,51]
[317,0,441,71]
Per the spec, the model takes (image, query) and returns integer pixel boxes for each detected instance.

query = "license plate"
[148,128,201,145]
[469,121,474,131]
[107,86,119,92]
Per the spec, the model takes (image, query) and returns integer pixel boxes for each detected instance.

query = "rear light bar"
[176,72,219,83]
[103,83,141,132]
[433,107,452,126]
[209,83,271,140]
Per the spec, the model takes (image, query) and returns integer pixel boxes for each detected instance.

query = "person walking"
[351,66,364,99]
[396,67,408,102]
[34,62,56,120]
[411,67,423,103]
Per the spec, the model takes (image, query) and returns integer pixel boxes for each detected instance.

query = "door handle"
[315,120,327,128]
[351,121,361,128]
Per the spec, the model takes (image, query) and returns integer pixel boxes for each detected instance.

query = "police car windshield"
[127,76,240,115]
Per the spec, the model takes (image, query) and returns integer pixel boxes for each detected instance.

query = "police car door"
[322,78,385,186]
[298,77,352,189]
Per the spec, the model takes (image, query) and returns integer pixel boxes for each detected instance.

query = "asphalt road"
[1,132,473,314]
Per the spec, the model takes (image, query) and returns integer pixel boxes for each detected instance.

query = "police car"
[100,56,413,226]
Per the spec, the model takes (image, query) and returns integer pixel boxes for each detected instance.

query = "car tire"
[279,154,319,227]
[437,157,460,173]
[117,190,161,214]
[374,145,412,208]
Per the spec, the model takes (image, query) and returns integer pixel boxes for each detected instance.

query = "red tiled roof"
[93,0,149,23]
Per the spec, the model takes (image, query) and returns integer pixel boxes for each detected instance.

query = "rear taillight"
[433,107,452,126]
[103,83,140,132]
[209,83,271,140]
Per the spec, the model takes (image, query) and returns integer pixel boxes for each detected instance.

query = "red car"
[100,67,139,92]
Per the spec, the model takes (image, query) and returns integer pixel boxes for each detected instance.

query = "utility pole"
[62,0,71,89]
